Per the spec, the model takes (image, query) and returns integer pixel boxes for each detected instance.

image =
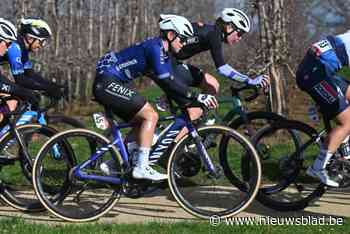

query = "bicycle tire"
[251,120,326,211]
[229,111,285,136]
[0,124,58,212]
[32,128,123,222]
[167,125,261,219]
[327,156,350,192]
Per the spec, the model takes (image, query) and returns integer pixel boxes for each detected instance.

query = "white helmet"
[159,14,194,38]
[219,8,251,33]
[20,18,52,40]
[0,18,17,42]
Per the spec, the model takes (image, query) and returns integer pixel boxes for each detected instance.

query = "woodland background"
[0,0,349,116]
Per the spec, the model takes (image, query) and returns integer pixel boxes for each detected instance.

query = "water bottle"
[339,135,350,159]
[307,105,320,123]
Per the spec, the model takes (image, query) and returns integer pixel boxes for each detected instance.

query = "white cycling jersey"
[336,30,350,66]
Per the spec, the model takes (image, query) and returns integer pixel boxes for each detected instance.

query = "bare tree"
[254,0,289,115]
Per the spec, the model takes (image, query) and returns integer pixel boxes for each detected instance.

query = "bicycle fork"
[188,126,219,179]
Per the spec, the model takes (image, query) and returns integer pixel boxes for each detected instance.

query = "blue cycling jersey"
[0,39,32,75]
[310,31,350,77]
[96,37,172,82]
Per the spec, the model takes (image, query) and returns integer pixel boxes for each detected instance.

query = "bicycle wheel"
[0,124,58,211]
[32,128,123,222]
[327,155,350,192]
[167,125,261,219]
[229,111,285,137]
[251,120,326,211]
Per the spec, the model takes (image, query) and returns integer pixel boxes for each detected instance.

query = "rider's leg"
[174,107,202,141]
[174,70,219,141]
[93,75,166,180]
[132,102,158,153]
[199,73,220,95]
[308,107,350,187]
[131,103,167,180]
[0,94,17,123]
[296,53,342,186]
[318,107,350,162]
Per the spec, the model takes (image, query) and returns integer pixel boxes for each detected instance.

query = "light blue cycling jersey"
[0,39,32,75]
[311,31,350,77]
[96,37,172,82]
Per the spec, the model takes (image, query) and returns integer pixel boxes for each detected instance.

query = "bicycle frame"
[219,93,246,124]
[0,109,47,138]
[73,111,218,184]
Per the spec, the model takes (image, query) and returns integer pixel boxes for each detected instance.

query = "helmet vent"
[2,27,12,36]
[239,20,246,27]
[185,25,192,35]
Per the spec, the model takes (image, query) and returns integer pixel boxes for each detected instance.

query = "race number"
[312,40,332,54]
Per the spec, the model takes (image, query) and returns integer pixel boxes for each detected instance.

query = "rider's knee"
[203,73,219,95]
[135,103,158,123]
[188,107,203,120]
[144,104,159,122]
[335,107,350,130]
[7,100,18,111]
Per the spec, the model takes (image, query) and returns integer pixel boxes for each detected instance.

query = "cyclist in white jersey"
[296,30,350,187]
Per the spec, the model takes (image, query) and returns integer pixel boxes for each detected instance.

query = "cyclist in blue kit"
[296,30,350,187]
[1,18,65,101]
[93,15,218,181]
[0,18,39,123]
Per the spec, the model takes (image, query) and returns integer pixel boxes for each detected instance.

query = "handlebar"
[230,83,259,102]
[35,80,69,113]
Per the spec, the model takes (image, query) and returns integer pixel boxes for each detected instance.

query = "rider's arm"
[153,74,197,106]
[6,42,59,92]
[207,32,250,83]
[147,44,197,106]
[14,69,55,91]
[0,74,37,101]
[217,64,249,82]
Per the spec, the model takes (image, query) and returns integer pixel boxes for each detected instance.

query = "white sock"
[313,149,333,171]
[135,147,150,169]
[127,141,139,154]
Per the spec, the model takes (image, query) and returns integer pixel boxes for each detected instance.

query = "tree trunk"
[256,0,288,115]
[74,0,83,102]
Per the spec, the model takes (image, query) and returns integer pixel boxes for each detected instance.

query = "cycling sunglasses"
[227,24,246,38]
[177,35,188,45]
[37,38,48,47]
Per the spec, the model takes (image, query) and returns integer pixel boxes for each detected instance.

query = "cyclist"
[2,18,64,100]
[296,30,350,187]
[0,18,39,123]
[93,15,218,181]
[159,8,269,122]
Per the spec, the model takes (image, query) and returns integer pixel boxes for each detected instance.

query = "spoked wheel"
[229,111,286,138]
[327,157,350,192]
[0,124,58,212]
[32,129,123,222]
[251,120,326,211]
[168,125,261,219]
